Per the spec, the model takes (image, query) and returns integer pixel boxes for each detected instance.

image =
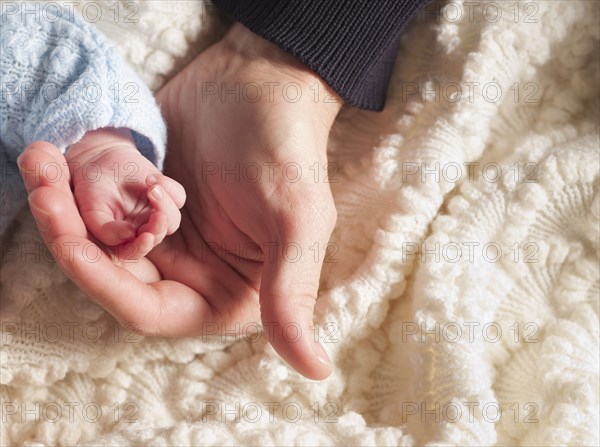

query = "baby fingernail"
[151,185,163,200]
[147,174,158,185]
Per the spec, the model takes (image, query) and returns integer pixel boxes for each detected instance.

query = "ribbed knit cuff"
[212,0,428,111]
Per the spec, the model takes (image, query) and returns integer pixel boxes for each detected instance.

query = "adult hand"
[18,142,256,339]
[20,23,341,380]
[156,22,342,379]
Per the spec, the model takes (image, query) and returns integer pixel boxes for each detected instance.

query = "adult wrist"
[223,23,343,123]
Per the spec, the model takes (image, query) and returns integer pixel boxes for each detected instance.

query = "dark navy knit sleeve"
[212,0,429,111]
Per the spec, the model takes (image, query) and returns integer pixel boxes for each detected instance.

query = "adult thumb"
[259,198,337,380]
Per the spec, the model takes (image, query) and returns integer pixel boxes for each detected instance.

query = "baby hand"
[65,128,185,259]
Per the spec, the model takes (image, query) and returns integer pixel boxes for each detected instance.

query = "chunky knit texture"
[1,1,599,445]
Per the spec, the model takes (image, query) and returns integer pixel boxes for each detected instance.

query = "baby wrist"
[65,128,136,163]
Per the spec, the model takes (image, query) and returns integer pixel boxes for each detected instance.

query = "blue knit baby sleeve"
[0,3,167,237]
[0,2,166,168]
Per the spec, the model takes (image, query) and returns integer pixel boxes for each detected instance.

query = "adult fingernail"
[151,185,163,200]
[313,341,332,369]
[28,200,51,231]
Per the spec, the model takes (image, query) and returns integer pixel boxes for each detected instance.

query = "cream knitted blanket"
[1,1,599,445]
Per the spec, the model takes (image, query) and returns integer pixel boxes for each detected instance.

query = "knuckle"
[274,185,337,235]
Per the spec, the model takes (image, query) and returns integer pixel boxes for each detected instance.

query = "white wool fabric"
[1,1,598,445]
